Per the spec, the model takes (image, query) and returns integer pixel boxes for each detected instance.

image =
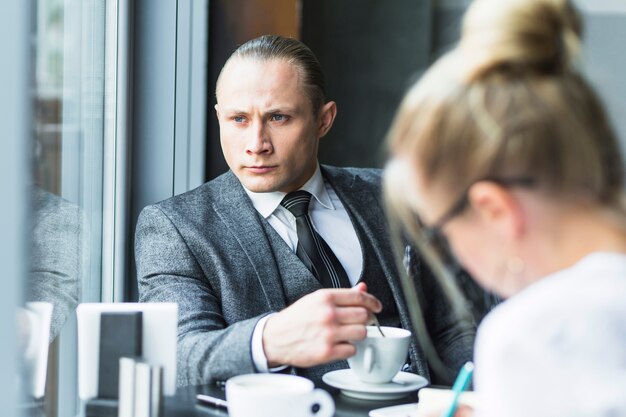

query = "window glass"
[27,0,110,414]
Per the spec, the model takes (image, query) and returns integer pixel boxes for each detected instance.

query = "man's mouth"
[245,165,277,174]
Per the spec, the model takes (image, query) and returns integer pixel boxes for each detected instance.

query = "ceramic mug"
[226,373,335,417]
[347,326,411,383]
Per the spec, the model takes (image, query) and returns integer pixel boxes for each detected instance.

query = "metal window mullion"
[113,0,132,302]
[173,0,190,195]
[174,0,208,196]
[188,0,208,190]
[101,0,118,303]
[102,0,131,303]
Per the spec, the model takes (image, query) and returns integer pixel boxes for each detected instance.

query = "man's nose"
[245,121,272,155]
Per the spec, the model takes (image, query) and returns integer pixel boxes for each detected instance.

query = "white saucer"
[369,403,419,417]
[322,369,428,400]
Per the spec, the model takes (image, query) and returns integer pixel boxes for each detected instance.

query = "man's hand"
[262,282,382,368]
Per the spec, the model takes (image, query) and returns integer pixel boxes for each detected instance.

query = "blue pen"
[439,361,474,417]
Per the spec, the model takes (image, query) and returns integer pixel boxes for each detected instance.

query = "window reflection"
[26,0,107,414]
[34,0,63,195]
[31,0,86,340]
[29,186,83,342]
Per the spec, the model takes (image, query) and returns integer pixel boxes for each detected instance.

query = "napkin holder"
[85,311,142,417]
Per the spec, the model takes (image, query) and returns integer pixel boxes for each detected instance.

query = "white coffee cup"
[226,373,335,417]
[347,326,411,384]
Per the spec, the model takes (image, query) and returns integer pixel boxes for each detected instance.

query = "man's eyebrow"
[219,106,302,115]
[266,106,300,114]
[220,107,248,115]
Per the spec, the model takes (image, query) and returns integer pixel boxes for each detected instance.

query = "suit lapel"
[321,166,400,288]
[211,172,287,312]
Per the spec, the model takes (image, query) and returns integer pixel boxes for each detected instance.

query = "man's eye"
[270,114,288,122]
[233,116,245,123]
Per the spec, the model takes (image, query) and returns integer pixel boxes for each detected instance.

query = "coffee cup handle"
[364,345,375,373]
[309,388,335,417]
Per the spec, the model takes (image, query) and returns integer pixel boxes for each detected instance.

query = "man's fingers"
[325,342,357,362]
[329,288,382,312]
[332,323,368,343]
[334,307,370,324]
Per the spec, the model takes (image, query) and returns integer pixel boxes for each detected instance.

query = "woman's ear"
[318,101,337,138]
[467,181,525,240]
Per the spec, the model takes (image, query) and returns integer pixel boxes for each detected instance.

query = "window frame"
[0,0,31,415]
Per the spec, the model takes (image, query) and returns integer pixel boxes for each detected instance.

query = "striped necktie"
[280,190,351,288]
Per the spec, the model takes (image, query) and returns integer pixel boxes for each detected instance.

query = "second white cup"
[347,326,411,384]
[226,373,334,417]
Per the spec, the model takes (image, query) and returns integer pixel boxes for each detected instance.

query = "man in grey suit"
[136,35,474,387]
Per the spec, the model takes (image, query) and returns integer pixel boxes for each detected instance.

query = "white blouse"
[474,252,626,417]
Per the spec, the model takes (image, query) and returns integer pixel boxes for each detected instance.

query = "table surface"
[166,381,419,417]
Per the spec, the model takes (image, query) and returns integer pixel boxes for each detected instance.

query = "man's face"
[215,58,335,193]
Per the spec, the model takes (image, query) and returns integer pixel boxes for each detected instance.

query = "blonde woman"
[384,0,626,415]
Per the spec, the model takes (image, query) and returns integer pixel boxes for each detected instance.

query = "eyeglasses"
[418,177,536,269]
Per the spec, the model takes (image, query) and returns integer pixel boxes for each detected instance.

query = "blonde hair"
[388,0,623,206]
[383,0,625,379]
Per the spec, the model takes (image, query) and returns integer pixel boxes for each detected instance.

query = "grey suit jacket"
[30,187,82,341]
[136,166,474,386]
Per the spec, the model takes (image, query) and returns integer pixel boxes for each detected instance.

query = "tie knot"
[280,190,312,217]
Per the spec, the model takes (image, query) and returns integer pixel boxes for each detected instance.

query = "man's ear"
[467,181,525,240]
[317,101,337,138]
[214,103,220,119]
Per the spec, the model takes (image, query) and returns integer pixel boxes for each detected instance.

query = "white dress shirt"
[474,252,626,417]
[244,165,363,372]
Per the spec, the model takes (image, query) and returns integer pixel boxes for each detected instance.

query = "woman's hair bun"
[459,0,582,82]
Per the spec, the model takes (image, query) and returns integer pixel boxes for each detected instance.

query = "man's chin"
[246,186,278,193]
[239,177,280,194]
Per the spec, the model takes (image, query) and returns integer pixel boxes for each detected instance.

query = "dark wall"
[301,0,435,169]
[205,0,233,181]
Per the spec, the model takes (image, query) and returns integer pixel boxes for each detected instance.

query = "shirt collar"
[243,164,335,219]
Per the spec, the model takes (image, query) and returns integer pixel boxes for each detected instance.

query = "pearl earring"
[506,256,525,275]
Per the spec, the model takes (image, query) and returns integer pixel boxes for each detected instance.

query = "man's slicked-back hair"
[217,35,327,114]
